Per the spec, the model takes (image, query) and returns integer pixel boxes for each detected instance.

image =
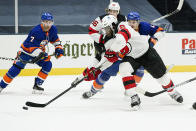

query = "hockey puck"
[22,106,28,110]
[192,102,196,110]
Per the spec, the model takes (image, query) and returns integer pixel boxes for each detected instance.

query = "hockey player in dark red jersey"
[0,12,64,94]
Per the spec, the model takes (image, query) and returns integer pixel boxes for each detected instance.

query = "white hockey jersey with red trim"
[88,16,104,43]
[106,22,149,59]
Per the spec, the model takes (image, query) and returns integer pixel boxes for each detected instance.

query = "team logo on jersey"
[182,38,196,55]
[150,25,155,28]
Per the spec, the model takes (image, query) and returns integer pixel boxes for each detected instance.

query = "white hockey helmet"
[102,15,117,29]
[108,2,120,12]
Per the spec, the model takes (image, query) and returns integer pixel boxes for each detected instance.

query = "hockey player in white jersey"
[83,15,183,110]
[82,2,125,92]
[106,15,183,106]
[87,1,126,66]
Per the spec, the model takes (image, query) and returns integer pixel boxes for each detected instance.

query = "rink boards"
[0,33,196,76]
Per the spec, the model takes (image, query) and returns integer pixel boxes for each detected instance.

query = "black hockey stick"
[25,58,107,108]
[26,76,86,108]
[0,53,54,63]
[0,56,17,61]
[0,56,31,64]
[151,0,184,23]
[135,64,174,96]
[136,76,196,97]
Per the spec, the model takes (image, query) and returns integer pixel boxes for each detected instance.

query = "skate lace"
[131,95,139,103]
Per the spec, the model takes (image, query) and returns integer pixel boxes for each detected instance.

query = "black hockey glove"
[100,34,113,44]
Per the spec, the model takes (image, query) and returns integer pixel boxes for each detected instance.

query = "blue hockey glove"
[55,45,64,59]
[148,37,158,47]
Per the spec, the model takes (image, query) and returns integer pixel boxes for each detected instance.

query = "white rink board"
[0,33,196,69]
[155,33,196,65]
[0,34,94,69]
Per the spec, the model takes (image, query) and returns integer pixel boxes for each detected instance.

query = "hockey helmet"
[41,12,53,21]
[127,11,140,21]
[102,15,117,29]
[108,2,120,12]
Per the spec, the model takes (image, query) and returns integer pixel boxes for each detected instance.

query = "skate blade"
[32,90,44,94]
[130,105,140,111]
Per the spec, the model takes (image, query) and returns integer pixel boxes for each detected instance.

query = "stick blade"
[144,90,167,97]
[25,101,46,108]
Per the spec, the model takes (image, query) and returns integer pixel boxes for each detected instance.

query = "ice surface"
[0,72,196,131]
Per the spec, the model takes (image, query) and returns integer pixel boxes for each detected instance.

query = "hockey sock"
[157,74,174,92]
[36,69,50,86]
[134,66,144,84]
[37,69,48,81]
[0,65,21,88]
[91,83,102,94]
[162,80,174,92]
[90,72,111,92]
[35,77,44,86]
[122,76,136,90]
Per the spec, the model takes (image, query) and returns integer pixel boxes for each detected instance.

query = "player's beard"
[105,27,113,37]
[43,24,51,32]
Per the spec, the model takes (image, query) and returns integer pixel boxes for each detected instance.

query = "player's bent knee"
[8,64,22,78]
[42,61,52,72]
[13,62,25,69]
[119,62,134,77]
[99,72,110,82]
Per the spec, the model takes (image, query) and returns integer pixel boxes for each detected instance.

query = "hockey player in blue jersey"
[126,11,165,85]
[0,12,64,94]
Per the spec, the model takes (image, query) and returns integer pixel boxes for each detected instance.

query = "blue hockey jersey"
[138,22,164,36]
[21,24,60,53]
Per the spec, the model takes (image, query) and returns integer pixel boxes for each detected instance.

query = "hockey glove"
[104,50,120,63]
[55,45,64,59]
[148,37,158,47]
[104,45,129,63]
[83,67,101,81]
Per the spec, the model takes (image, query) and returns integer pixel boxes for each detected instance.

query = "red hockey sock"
[122,76,136,90]
[162,80,174,92]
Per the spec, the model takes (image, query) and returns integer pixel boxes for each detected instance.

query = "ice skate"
[168,90,183,103]
[82,90,96,99]
[130,94,141,111]
[125,90,141,111]
[32,84,44,94]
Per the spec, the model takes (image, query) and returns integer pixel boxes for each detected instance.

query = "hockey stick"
[151,0,184,23]
[0,56,16,61]
[25,59,107,108]
[135,64,174,96]
[0,53,54,63]
[136,76,196,97]
[0,56,32,64]
[26,75,87,108]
